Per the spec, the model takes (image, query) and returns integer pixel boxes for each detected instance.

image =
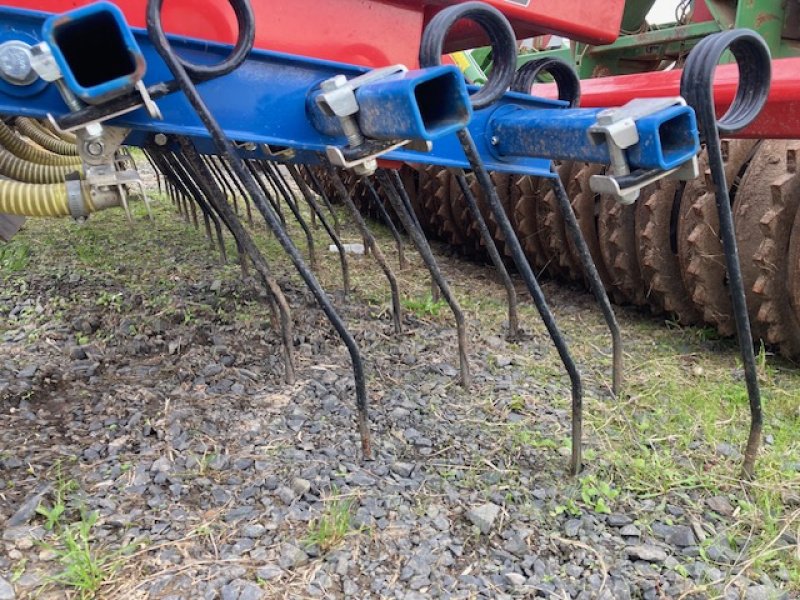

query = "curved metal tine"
[456,128,584,475]
[375,169,471,388]
[260,161,318,271]
[388,168,439,301]
[157,149,227,263]
[160,153,191,221]
[304,165,341,236]
[287,164,351,297]
[159,150,222,257]
[217,157,254,225]
[141,148,163,196]
[154,47,371,458]
[327,165,403,335]
[453,169,520,340]
[362,177,406,270]
[203,154,240,217]
[245,160,286,227]
[549,169,622,397]
[176,137,298,385]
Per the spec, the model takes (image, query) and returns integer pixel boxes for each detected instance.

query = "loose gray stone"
[608,514,633,527]
[505,573,526,586]
[390,462,415,478]
[565,519,581,537]
[278,543,309,569]
[256,564,283,581]
[707,496,734,516]
[7,483,51,527]
[620,524,640,537]
[0,577,13,600]
[291,478,311,497]
[745,584,786,600]
[626,545,668,562]
[467,502,501,534]
[666,525,695,547]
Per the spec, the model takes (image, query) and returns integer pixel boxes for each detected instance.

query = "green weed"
[305,491,355,552]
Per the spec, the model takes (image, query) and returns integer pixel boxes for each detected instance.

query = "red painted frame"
[532,59,800,139]
[9,0,625,67]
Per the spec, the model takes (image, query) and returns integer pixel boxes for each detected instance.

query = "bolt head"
[353,158,377,177]
[154,133,168,146]
[86,140,104,156]
[0,41,36,86]
[490,136,499,146]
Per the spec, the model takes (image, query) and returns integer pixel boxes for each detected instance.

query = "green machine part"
[458,0,800,81]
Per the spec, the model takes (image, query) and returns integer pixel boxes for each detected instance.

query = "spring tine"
[457,128,584,475]
[218,157,255,226]
[453,169,520,340]
[304,166,341,236]
[327,165,403,335]
[386,169,439,300]
[261,161,318,271]
[550,170,623,397]
[177,138,298,386]
[157,150,228,262]
[157,150,221,256]
[170,151,229,263]
[202,154,239,216]
[245,159,286,228]
[363,178,406,270]
[376,169,471,388]
[204,154,239,215]
[152,43,372,458]
[141,148,163,196]
[287,163,351,297]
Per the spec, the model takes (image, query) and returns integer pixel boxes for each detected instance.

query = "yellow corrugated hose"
[15,117,80,156]
[0,120,81,166]
[0,149,82,183]
[0,179,95,217]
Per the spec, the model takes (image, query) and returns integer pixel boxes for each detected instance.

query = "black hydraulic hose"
[419,2,516,109]
[145,0,371,457]
[680,29,771,480]
[511,56,581,108]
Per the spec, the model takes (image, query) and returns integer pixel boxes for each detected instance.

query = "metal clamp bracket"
[589,97,697,204]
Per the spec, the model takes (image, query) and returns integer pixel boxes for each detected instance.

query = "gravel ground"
[0,183,798,599]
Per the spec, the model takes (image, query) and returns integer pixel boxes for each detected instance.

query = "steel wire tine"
[148,20,372,456]
[260,161,318,271]
[362,177,406,270]
[457,128,584,475]
[549,168,622,397]
[163,150,228,262]
[177,137,298,386]
[304,165,341,236]
[218,157,254,225]
[288,163,351,297]
[164,151,223,258]
[203,154,240,217]
[453,169,520,341]
[245,159,285,228]
[386,169,440,301]
[376,169,471,388]
[154,151,191,222]
[681,30,768,479]
[327,165,403,335]
[141,148,163,196]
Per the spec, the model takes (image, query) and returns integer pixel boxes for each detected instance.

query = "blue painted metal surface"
[490,104,700,171]
[43,2,145,104]
[309,67,472,142]
[0,6,700,179]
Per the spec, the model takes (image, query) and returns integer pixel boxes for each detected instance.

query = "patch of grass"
[402,294,447,318]
[36,467,125,599]
[304,490,356,552]
[0,240,30,274]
